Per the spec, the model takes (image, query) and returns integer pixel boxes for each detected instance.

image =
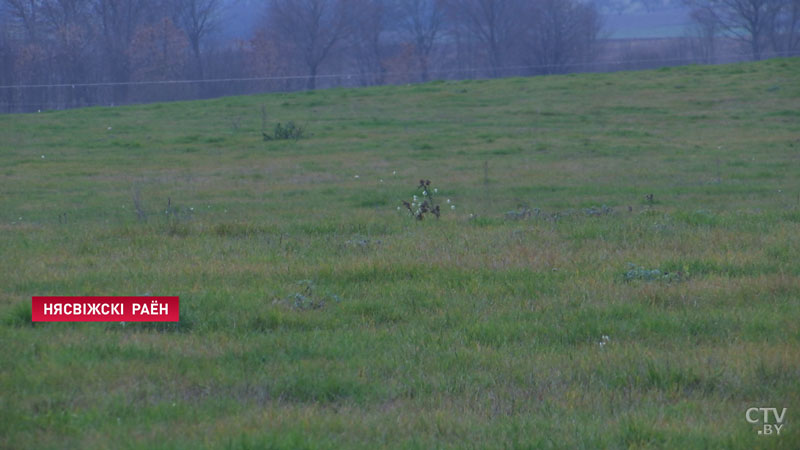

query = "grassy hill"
[1,59,799,449]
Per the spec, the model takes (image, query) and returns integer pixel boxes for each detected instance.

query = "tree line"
[685,0,799,62]
[0,0,797,113]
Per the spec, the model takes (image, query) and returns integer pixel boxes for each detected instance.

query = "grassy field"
[1,58,799,449]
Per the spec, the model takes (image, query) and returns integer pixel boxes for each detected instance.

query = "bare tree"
[396,0,444,82]
[768,0,800,54]
[92,0,153,102]
[248,27,293,91]
[129,17,188,82]
[348,0,387,86]
[266,0,350,90]
[442,0,524,77]
[4,0,43,42]
[0,15,19,112]
[524,0,602,74]
[170,0,223,80]
[686,5,719,63]
[40,0,88,29]
[4,0,54,109]
[684,0,782,60]
[39,0,95,105]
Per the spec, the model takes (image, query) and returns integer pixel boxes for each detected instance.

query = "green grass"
[2,58,800,449]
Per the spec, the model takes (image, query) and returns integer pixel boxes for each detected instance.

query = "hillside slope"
[1,59,799,449]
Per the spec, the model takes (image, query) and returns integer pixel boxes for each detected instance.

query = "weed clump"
[278,280,342,311]
[623,263,688,283]
[262,122,306,141]
[401,179,451,220]
[261,104,306,141]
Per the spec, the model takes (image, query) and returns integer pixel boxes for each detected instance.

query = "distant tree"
[684,0,783,60]
[348,0,387,86]
[248,28,292,90]
[4,0,43,42]
[442,0,524,77]
[128,17,188,81]
[3,0,53,108]
[40,0,95,105]
[524,0,602,74]
[686,5,719,63]
[0,21,19,112]
[92,0,154,102]
[40,0,90,30]
[169,0,224,80]
[265,0,351,90]
[768,0,800,54]
[396,0,445,82]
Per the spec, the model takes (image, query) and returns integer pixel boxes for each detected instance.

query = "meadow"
[1,58,799,449]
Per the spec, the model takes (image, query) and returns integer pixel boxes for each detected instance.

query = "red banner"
[31,296,179,322]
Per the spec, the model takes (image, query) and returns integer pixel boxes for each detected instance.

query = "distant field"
[1,59,799,449]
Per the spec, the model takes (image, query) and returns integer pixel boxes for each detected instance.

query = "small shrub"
[278,280,342,311]
[400,179,453,220]
[263,121,306,141]
[623,263,689,283]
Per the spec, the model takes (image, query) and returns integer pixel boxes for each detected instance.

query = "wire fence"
[1,51,797,114]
